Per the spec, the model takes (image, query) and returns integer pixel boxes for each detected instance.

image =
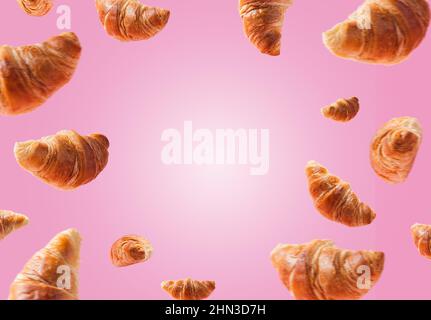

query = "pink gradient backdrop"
[0,0,429,300]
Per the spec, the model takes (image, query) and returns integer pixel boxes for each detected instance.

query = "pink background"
[0,0,429,300]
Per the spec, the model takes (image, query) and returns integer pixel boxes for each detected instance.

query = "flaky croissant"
[271,240,385,300]
[321,97,360,122]
[239,0,293,56]
[306,161,376,227]
[14,130,110,190]
[9,229,81,300]
[17,0,53,16]
[0,32,81,115]
[371,117,422,184]
[0,210,29,240]
[411,224,431,259]
[161,278,216,300]
[110,235,153,267]
[95,0,170,41]
[323,0,430,65]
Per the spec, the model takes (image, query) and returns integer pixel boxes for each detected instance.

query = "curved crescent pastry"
[321,97,360,122]
[270,240,385,300]
[9,229,81,300]
[161,278,216,300]
[95,0,170,41]
[239,0,293,56]
[0,210,29,240]
[17,0,53,16]
[110,235,153,267]
[0,32,81,115]
[14,130,110,190]
[371,117,422,184]
[306,161,376,227]
[411,223,431,259]
[323,0,430,65]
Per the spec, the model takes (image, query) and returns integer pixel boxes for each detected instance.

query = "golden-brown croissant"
[0,32,81,115]
[371,117,422,184]
[323,0,430,65]
[9,228,81,300]
[17,0,53,16]
[321,97,360,122]
[161,278,216,300]
[306,161,376,227]
[411,223,431,259]
[271,240,385,300]
[14,130,110,190]
[110,235,153,267]
[95,0,170,41]
[0,210,29,240]
[239,0,293,56]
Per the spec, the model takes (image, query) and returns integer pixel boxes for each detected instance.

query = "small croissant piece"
[411,223,431,259]
[14,130,110,190]
[239,0,293,56]
[271,240,385,300]
[306,161,376,227]
[9,229,81,300]
[161,278,216,300]
[371,117,422,184]
[321,97,360,122]
[323,0,430,65]
[110,235,153,267]
[0,32,81,115]
[17,0,53,16]
[0,210,29,240]
[95,0,170,41]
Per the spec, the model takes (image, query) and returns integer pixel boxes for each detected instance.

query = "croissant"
[9,228,81,300]
[161,278,216,300]
[0,210,29,240]
[95,0,170,41]
[371,117,422,184]
[306,161,376,227]
[323,0,430,65]
[17,0,53,16]
[239,0,293,56]
[271,240,385,300]
[411,224,431,259]
[321,97,360,122]
[14,130,110,190]
[0,32,81,115]
[110,235,153,267]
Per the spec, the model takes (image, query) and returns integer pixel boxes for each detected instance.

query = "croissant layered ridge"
[0,32,81,115]
[0,210,29,240]
[95,0,170,41]
[14,130,110,190]
[323,0,430,65]
[9,228,81,300]
[270,240,385,300]
[111,235,153,267]
[411,223,431,259]
[239,0,293,56]
[321,97,360,122]
[17,0,53,16]
[161,278,216,300]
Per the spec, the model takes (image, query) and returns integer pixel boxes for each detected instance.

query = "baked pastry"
[14,130,109,190]
[17,0,53,16]
[271,240,385,300]
[110,235,153,267]
[371,117,422,184]
[161,278,216,300]
[95,0,170,41]
[239,0,293,56]
[321,97,360,122]
[411,223,431,259]
[9,229,81,300]
[0,32,81,115]
[323,0,430,65]
[0,210,29,240]
[306,161,376,227]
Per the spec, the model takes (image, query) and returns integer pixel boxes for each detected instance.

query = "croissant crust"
[411,224,431,259]
[271,240,385,300]
[111,235,153,267]
[322,97,360,122]
[0,210,29,240]
[17,0,53,16]
[161,278,216,300]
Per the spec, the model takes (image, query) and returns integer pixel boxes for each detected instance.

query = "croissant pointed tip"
[14,141,49,172]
